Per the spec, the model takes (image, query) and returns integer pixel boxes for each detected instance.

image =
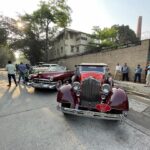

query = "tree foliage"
[113,25,138,44]
[0,26,15,67]
[91,25,138,49]
[0,28,8,45]
[92,26,118,47]
[0,46,15,67]
[14,0,72,63]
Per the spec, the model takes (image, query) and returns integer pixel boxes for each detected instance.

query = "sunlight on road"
[12,87,20,99]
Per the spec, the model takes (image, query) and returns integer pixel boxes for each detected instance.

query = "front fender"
[110,88,129,111]
[57,84,77,106]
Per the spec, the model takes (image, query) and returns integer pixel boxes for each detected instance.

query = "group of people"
[114,62,150,86]
[6,61,30,87]
[114,63,129,81]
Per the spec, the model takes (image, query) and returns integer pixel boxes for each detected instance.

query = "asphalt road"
[0,71,150,150]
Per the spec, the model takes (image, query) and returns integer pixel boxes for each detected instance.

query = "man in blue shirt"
[18,62,27,84]
[121,63,129,81]
[134,64,142,83]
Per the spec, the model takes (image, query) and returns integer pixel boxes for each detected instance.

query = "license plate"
[96,104,111,112]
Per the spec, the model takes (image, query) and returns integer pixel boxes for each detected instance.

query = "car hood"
[80,72,104,81]
[36,72,64,79]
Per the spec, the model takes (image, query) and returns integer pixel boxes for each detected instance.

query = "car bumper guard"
[57,105,126,120]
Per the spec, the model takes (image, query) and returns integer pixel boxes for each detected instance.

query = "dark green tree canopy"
[0,28,8,45]
[112,25,138,44]
[91,25,138,48]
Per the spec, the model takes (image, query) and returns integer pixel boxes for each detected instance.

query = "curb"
[126,90,150,99]
[114,82,150,99]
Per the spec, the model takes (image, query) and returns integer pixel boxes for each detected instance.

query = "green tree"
[92,26,118,47]
[0,28,8,45]
[113,25,138,44]
[0,46,15,67]
[20,0,71,62]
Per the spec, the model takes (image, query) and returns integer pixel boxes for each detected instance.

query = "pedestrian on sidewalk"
[134,64,142,83]
[18,62,27,84]
[145,62,149,82]
[5,61,17,87]
[121,63,129,81]
[114,63,122,80]
[145,63,150,87]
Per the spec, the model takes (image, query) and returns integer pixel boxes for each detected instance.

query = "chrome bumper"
[57,105,126,120]
[28,82,57,89]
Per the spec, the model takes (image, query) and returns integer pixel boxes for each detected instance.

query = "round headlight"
[102,84,111,94]
[72,82,81,92]
[49,77,54,81]
[28,75,31,80]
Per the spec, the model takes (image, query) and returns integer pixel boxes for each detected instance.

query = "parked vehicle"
[31,64,60,73]
[28,65,74,89]
[57,63,129,121]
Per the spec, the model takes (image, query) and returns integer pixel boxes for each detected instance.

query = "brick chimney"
[136,16,142,40]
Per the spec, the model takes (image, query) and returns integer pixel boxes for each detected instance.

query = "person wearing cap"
[134,64,142,83]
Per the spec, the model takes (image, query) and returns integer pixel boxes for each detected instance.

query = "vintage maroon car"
[28,65,74,89]
[57,63,129,120]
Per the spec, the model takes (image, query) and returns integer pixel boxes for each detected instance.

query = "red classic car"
[57,63,129,121]
[28,65,74,89]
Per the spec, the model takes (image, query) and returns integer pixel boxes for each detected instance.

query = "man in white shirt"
[114,63,122,80]
[145,63,150,86]
[6,61,17,86]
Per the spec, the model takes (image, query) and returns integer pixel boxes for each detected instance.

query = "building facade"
[50,28,94,60]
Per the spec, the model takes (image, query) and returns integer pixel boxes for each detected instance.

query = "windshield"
[48,66,66,72]
[41,64,58,67]
[80,66,105,73]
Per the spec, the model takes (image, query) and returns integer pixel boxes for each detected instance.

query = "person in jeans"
[6,61,17,87]
[18,62,27,84]
[121,63,129,81]
[134,64,142,83]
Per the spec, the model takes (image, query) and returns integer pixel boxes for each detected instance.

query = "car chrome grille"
[80,77,100,104]
[33,78,50,84]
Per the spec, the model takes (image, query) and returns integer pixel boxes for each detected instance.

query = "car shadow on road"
[34,88,57,95]
[63,114,129,136]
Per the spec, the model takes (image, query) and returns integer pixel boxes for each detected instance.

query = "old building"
[50,28,95,60]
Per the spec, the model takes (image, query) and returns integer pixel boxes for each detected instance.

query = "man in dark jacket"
[18,62,27,84]
[121,63,129,81]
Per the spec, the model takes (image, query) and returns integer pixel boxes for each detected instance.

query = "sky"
[0,0,150,38]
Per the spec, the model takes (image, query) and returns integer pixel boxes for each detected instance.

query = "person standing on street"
[121,63,129,81]
[6,61,17,87]
[114,63,122,80]
[18,62,27,84]
[134,64,142,83]
[145,63,150,86]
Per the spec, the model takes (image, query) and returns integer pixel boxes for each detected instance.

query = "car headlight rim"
[72,82,81,92]
[102,84,111,94]
[49,77,54,81]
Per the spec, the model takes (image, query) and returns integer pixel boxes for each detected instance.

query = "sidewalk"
[114,80,150,98]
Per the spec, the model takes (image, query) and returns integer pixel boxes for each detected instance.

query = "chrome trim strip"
[57,105,124,120]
